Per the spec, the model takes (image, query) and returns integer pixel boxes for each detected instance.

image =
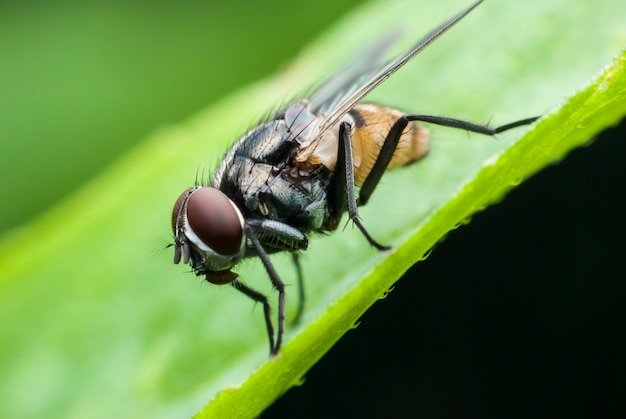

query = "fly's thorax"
[212,119,291,189]
[350,103,429,185]
[172,186,246,283]
[208,105,332,233]
[223,154,331,232]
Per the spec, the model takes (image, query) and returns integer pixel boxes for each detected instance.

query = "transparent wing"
[309,31,402,116]
[305,0,483,152]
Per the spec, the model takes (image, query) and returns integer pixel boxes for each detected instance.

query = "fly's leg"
[244,224,285,356]
[232,280,275,354]
[245,219,309,333]
[357,117,411,207]
[404,115,539,136]
[335,121,390,250]
[291,253,305,325]
[358,114,540,206]
[246,219,308,252]
[334,115,538,251]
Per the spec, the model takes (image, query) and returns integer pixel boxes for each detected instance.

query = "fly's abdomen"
[351,103,429,185]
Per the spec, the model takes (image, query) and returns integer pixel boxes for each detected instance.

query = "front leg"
[246,218,308,253]
[232,280,276,354]
[243,223,287,355]
[245,219,308,353]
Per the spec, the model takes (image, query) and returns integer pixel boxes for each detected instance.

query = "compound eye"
[186,187,244,255]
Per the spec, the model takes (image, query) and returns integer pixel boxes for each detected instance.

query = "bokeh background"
[0,0,365,234]
[2,0,625,417]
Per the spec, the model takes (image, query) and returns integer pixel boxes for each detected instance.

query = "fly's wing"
[283,32,401,148]
[300,0,483,158]
[308,31,403,117]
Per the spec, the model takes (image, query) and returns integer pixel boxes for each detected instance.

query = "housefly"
[171,0,538,355]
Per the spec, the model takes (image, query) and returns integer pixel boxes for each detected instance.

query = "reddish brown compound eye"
[186,187,243,255]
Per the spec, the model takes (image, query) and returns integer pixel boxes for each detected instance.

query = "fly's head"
[172,186,246,285]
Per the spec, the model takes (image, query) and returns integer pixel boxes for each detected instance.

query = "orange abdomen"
[350,104,429,185]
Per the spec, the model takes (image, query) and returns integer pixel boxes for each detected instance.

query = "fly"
[171,0,538,355]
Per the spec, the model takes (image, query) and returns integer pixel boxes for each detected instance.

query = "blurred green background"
[0,0,365,234]
[2,1,625,417]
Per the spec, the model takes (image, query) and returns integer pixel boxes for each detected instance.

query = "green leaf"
[1,0,625,418]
